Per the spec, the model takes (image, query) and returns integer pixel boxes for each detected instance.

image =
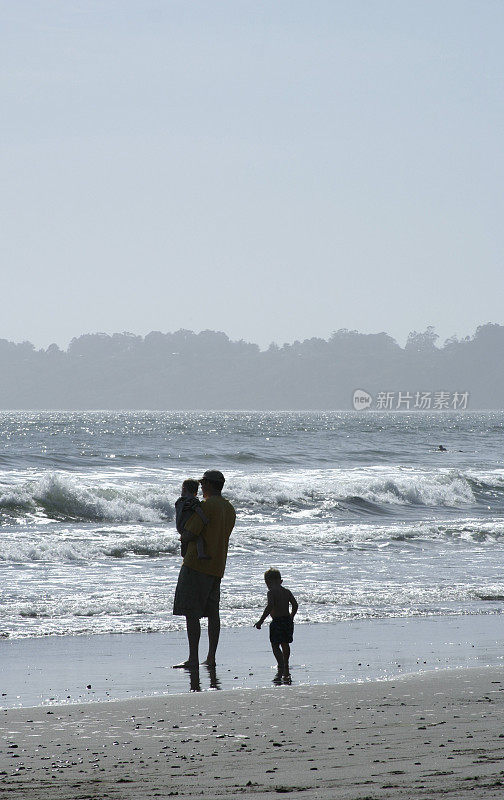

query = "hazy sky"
[2,1,503,350]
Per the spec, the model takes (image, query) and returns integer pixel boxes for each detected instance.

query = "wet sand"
[2,614,504,708]
[2,666,504,799]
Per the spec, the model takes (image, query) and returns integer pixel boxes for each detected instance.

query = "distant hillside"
[0,324,502,410]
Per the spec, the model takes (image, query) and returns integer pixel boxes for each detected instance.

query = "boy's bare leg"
[280,642,291,676]
[196,536,211,560]
[172,615,200,668]
[271,643,284,671]
[202,610,220,666]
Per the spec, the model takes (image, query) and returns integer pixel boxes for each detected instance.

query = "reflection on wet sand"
[187,664,222,693]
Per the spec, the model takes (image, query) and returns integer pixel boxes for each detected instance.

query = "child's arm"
[254,591,273,629]
[254,605,270,629]
[288,590,298,620]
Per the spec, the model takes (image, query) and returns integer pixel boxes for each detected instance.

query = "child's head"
[181,479,199,497]
[264,567,282,587]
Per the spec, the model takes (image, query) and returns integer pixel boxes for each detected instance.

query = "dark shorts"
[172,565,221,618]
[269,616,294,645]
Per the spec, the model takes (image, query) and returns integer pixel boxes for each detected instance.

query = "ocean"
[1,411,504,640]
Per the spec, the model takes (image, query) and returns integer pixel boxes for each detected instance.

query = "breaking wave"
[227,468,499,514]
[1,467,504,526]
[0,473,173,523]
[0,530,180,563]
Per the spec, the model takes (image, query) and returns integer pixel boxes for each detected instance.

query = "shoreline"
[2,666,504,799]
[2,613,504,709]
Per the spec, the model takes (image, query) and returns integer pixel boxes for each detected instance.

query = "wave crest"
[228,468,478,513]
[0,473,174,523]
[0,531,179,563]
[1,467,503,528]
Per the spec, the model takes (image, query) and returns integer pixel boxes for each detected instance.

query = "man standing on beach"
[172,470,236,668]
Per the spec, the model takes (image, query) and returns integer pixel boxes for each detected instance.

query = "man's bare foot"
[201,658,216,667]
[172,661,199,669]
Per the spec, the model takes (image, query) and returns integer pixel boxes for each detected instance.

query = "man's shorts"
[173,565,221,618]
[269,616,294,645]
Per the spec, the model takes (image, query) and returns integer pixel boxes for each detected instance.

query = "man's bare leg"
[172,615,200,668]
[202,611,220,666]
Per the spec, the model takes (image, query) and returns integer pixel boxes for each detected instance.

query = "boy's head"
[264,567,282,587]
[181,479,199,497]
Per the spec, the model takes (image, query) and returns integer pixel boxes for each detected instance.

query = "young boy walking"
[254,568,298,679]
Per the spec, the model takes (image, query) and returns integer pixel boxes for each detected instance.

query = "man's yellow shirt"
[183,494,236,578]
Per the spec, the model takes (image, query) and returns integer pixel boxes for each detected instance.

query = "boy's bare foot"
[201,658,216,666]
[172,661,199,669]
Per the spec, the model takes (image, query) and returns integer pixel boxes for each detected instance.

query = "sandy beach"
[2,618,504,798]
[2,666,504,799]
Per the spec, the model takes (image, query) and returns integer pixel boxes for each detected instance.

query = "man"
[172,469,236,668]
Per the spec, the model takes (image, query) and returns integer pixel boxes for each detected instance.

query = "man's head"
[198,469,225,498]
[181,478,199,498]
[264,567,282,588]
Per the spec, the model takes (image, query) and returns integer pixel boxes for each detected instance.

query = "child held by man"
[175,479,210,559]
[255,568,298,679]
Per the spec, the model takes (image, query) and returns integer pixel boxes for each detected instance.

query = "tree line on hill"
[0,323,502,410]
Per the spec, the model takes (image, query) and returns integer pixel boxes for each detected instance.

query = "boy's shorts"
[269,615,294,645]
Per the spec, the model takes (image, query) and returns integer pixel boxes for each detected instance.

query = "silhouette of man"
[172,470,236,668]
